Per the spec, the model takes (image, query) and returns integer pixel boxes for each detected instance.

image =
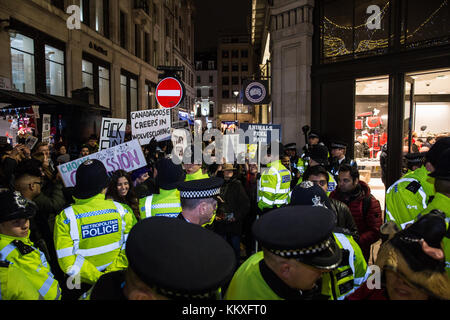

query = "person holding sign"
[54,159,137,299]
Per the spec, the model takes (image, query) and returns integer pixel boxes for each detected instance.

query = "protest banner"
[57,139,147,187]
[130,109,171,145]
[42,114,51,143]
[99,117,127,150]
[239,123,282,144]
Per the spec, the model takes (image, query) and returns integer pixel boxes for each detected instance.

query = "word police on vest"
[81,219,119,239]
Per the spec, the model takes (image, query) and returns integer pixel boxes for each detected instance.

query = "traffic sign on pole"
[156,77,184,109]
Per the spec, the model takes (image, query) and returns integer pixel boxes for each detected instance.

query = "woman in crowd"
[106,170,140,221]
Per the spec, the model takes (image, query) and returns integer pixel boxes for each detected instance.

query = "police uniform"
[224,205,368,300]
[177,177,224,227]
[0,260,43,300]
[139,158,185,219]
[0,190,61,300]
[385,138,450,229]
[404,152,426,173]
[328,141,357,181]
[184,144,210,181]
[87,217,236,300]
[54,159,137,289]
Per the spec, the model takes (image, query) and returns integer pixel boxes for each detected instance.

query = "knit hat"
[376,210,450,300]
[156,158,185,190]
[73,159,109,199]
[429,148,450,181]
[308,144,329,166]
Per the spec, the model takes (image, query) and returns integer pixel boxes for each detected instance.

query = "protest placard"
[130,109,171,145]
[99,117,127,150]
[42,114,51,143]
[239,123,282,144]
[25,135,39,150]
[57,139,147,187]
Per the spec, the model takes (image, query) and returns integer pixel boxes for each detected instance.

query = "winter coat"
[330,180,382,261]
[214,177,250,235]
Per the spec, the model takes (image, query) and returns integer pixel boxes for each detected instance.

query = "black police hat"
[330,140,348,149]
[284,143,297,150]
[308,144,329,166]
[126,217,236,299]
[178,177,224,201]
[0,190,36,223]
[290,181,333,210]
[308,131,320,139]
[252,205,342,270]
[429,148,450,180]
[156,158,185,190]
[73,159,109,199]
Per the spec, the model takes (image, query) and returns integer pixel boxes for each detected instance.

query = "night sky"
[193,0,252,53]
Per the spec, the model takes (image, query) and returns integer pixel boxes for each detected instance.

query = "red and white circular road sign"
[155,77,184,109]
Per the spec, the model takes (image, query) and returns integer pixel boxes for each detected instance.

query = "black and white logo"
[245,82,267,104]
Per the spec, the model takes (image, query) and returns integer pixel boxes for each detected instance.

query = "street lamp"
[233,90,239,123]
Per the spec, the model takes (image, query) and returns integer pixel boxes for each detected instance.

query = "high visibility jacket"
[419,192,450,277]
[321,233,369,300]
[0,260,43,300]
[385,166,435,229]
[225,233,368,300]
[54,194,137,285]
[185,169,209,181]
[296,157,309,176]
[139,188,182,219]
[0,233,61,300]
[257,160,291,211]
[296,170,337,196]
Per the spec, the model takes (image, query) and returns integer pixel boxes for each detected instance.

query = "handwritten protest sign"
[25,136,39,150]
[57,139,147,187]
[131,109,171,145]
[239,123,282,144]
[99,118,127,150]
[42,114,51,144]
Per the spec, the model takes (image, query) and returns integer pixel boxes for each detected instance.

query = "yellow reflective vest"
[257,160,291,211]
[0,260,44,300]
[54,194,137,285]
[0,232,61,300]
[185,168,209,181]
[139,188,182,219]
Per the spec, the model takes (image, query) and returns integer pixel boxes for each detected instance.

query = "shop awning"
[0,89,53,106]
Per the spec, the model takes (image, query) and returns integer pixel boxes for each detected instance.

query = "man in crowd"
[330,164,382,261]
[86,217,236,300]
[139,158,185,219]
[225,205,369,300]
[54,159,137,299]
[177,177,224,227]
[385,137,450,229]
[86,134,99,154]
[79,145,90,158]
[328,140,357,181]
[257,143,291,213]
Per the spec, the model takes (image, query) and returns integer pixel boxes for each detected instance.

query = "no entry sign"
[156,77,184,109]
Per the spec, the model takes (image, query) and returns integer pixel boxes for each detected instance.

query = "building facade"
[194,51,217,128]
[0,0,195,145]
[217,34,255,126]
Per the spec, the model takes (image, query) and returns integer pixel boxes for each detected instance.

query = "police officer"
[284,143,301,186]
[328,140,357,181]
[257,143,291,212]
[385,137,450,229]
[183,144,209,181]
[296,144,337,196]
[420,147,450,276]
[403,152,426,174]
[139,158,185,219]
[224,205,369,300]
[0,259,43,300]
[177,177,224,227]
[0,190,61,300]
[86,217,236,300]
[54,159,137,298]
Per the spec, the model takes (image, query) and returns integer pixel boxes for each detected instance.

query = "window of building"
[51,0,64,11]
[208,60,215,69]
[209,75,213,83]
[209,89,214,97]
[231,76,239,85]
[232,63,239,72]
[222,76,229,85]
[120,74,128,116]
[241,63,248,72]
[222,90,229,98]
[130,78,138,112]
[98,66,110,108]
[222,50,229,58]
[241,49,248,58]
[82,60,94,89]
[196,75,201,84]
[10,33,35,94]
[153,3,158,24]
[153,40,158,66]
[222,64,229,72]
[197,89,201,97]
[45,45,65,96]
[231,50,239,58]
[144,32,150,63]
[165,18,170,38]
[120,71,138,118]
[120,11,127,49]
[144,80,156,109]
[81,0,90,27]
[135,24,141,58]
